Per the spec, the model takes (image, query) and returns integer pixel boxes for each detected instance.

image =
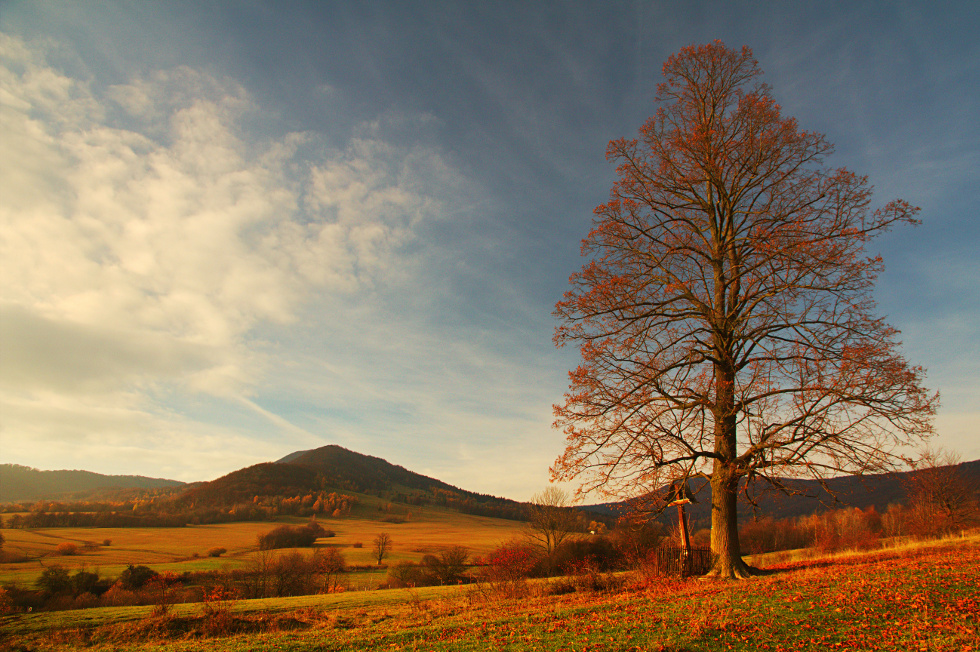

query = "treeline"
[738,499,978,556]
[6,511,190,529]
[3,491,359,529]
[736,458,979,555]
[258,491,357,518]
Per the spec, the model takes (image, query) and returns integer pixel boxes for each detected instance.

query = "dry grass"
[0,504,525,589]
[746,529,980,569]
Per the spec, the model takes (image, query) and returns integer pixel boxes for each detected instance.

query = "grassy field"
[2,535,977,651]
[0,503,527,589]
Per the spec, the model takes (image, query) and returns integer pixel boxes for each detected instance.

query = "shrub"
[101,583,139,606]
[544,576,578,596]
[483,541,541,582]
[207,547,227,558]
[0,586,13,614]
[201,586,236,636]
[568,557,624,593]
[144,577,181,616]
[119,565,159,590]
[480,540,542,598]
[387,561,429,588]
[55,542,78,556]
[740,516,811,554]
[72,592,100,609]
[257,522,331,550]
[71,570,105,596]
[553,537,620,573]
[609,518,664,567]
[2,585,44,612]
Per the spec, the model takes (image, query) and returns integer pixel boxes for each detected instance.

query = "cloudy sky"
[1,1,977,501]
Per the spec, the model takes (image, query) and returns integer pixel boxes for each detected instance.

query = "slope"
[178,445,528,521]
[0,464,185,503]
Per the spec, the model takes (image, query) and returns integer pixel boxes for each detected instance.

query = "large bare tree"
[552,42,938,578]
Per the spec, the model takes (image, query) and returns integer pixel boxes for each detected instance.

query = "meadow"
[0,502,527,589]
[1,535,977,651]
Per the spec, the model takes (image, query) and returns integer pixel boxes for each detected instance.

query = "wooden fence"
[655,546,714,577]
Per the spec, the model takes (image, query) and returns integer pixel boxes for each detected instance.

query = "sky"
[1,1,977,502]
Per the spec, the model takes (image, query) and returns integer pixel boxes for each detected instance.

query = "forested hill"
[276,445,467,495]
[178,445,529,521]
[0,464,185,503]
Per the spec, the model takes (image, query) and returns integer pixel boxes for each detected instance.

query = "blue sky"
[1,1,977,501]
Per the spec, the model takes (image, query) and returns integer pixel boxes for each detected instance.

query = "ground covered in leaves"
[2,538,977,651]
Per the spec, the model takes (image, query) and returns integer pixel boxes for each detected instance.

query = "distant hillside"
[584,460,980,528]
[0,464,185,503]
[181,445,529,520]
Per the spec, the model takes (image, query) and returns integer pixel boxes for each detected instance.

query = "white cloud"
[0,33,462,470]
[0,303,214,393]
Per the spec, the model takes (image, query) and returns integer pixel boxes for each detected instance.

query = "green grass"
[3,536,977,651]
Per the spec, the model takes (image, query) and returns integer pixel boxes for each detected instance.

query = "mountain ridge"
[0,464,186,503]
[5,448,977,526]
[583,459,980,528]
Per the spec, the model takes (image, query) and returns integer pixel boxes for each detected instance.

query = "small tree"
[372,532,392,565]
[314,547,347,593]
[118,564,159,590]
[271,551,315,597]
[36,565,71,595]
[241,549,274,599]
[71,570,104,596]
[524,487,579,570]
[437,545,469,584]
[422,545,469,585]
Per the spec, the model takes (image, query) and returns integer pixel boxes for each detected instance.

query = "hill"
[175,462,322,507]
[0,464,185,503]
[584,459,980,528]
[179,445,529,520]
[276,445,467,495]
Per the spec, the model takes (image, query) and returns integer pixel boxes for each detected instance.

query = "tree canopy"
[552,41,937,578]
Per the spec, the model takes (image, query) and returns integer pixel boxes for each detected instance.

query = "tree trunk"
[707,462,755,579]
[705,356,755,579]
